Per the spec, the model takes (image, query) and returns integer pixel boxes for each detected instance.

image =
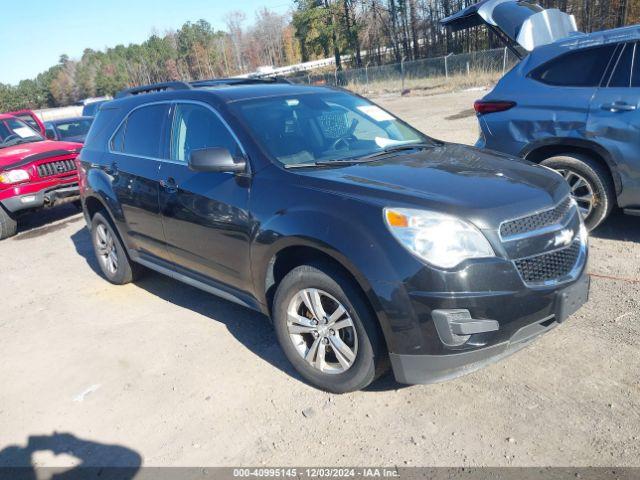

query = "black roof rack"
[190,76,293,87]
[115,81,192,99]
[115,76,295,99]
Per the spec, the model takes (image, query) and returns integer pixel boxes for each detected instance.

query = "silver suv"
[443,0,640,230]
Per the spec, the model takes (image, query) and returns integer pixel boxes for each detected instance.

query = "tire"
[0,205,17,240]
[90,211,143,285]
[540,154,615,231]
[272,263,387,393]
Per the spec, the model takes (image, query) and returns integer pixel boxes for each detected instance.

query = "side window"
[632,43,640,87]
[110,120,126,152]
[170,103,241,163]
[121,104,169,158]
[530,44,617,87]
[608,43,634,88]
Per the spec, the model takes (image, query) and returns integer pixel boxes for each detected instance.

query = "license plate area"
[556,275,590,323]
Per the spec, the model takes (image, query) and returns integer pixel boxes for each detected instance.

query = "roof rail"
[115,81,192,99]
[190,76,293,88]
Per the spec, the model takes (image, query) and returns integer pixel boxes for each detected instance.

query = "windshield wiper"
[282,143,437,169]
[355,143,436,161]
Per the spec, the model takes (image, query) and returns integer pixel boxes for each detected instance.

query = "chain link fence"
[291,48,520,93]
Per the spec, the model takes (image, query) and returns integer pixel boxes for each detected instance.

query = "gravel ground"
[0,89,638,468]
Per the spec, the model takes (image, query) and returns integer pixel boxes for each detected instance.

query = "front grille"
[500,197,573,239]
[37,159,77,178]
[514,241,581,284]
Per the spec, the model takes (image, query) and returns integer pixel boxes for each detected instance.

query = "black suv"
[79,79,590,393]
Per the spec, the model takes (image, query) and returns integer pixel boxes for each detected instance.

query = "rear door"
[108,103,171,260]
[587,42,640,208]
[158,102,253,292]
[482,44,617,155]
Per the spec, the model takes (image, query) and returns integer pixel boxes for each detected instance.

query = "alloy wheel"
[557,168,596,219]
[95,223,118,275]
[286,288,358,374]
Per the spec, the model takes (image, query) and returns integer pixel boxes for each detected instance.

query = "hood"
[0,140,82,171]
[441,0,581,53]
[299,143,569,230]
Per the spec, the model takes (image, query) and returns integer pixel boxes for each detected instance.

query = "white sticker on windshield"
[13,127,36,138]
[357,105,395,122]
[375,137,407,148]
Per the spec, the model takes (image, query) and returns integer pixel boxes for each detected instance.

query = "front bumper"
[1,183,79,213]
[389,272,589,384]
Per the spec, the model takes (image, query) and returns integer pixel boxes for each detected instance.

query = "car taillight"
[474,100,516,115]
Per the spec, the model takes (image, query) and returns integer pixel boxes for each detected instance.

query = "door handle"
[160,177,178,194]
[601,102,637,112]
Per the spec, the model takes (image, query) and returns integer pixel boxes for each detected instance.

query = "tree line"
[1,0,638,111]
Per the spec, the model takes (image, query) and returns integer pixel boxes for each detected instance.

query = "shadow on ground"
[69,225,405,392]
[592,209,640,242]
[0,432,141,479]
[11,204,83,241]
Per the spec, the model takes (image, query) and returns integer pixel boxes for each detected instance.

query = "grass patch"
[347,70,503,96]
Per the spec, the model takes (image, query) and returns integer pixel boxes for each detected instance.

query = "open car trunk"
[441,0,581,57]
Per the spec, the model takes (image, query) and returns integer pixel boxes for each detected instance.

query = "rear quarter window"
[84,107,122,150]
[530,44,617,87]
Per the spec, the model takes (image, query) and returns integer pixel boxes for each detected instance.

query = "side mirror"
[45,130,56,140]
[189,147,246,173]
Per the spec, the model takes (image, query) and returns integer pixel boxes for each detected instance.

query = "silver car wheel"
[558,168,595,219]
[95,223,118,275]
[286,288,358,374]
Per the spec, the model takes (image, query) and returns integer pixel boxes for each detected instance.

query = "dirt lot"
[1,90,639,468]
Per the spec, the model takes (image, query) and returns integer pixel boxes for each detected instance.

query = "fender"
[520,137,622,195]
[82,168,136,251]
[251,207,418,352]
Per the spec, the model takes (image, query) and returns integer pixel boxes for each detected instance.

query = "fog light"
[20,195,37,204]
[432,309,499,347]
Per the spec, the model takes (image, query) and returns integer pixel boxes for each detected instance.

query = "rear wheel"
[272,263,387,393]
[91,212,142,284]
[0,205,17,240]
[540,154,615,231]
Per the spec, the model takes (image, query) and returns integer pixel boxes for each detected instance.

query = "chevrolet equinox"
[78,78,590,393]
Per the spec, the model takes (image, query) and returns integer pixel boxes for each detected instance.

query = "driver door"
[158,102,253,292]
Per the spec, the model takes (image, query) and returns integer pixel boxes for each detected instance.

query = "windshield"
[54,118,93,140]
[230,91,430,166]
[0,117,44,149]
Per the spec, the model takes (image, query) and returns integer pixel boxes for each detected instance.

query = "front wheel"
[0,205,17,240]
[272,263,387,393]
[540,154,615,231]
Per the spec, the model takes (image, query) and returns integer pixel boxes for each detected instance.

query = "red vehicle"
[0,111,82,240]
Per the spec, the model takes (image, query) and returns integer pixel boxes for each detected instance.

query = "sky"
[0,0,291,85]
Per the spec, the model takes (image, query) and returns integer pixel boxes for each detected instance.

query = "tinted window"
[170,103,241,163]
[633,43,640,87]
[111,121,126,152]
[122,104,168,158]
[531,45,617,87]
[608,43,634,87]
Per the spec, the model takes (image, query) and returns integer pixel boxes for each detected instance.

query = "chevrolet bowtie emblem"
[554,228,574,248]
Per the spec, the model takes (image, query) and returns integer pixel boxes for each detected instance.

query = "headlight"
[384,208,495,269]
[0,169,30,185]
